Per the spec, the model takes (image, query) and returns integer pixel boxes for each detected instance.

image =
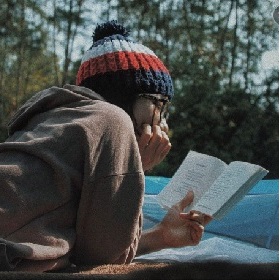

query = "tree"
[103,0,278,178]
[48,0,90,85]
[0,0,278,179]
[0,0,59,141]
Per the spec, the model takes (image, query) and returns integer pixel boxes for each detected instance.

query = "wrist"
[137,224,167,256]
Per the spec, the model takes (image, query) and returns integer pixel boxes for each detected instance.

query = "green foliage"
[115,0,279,178]
[0,0,278,179]
[160,75,279,179]
[0,0,58,137]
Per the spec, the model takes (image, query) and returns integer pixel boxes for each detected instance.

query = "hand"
[158,191,213,248]
[137,124,171,171]
[137,191,212,256]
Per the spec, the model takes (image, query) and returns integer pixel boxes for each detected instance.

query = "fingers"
[189,210,213,226]
[190,223,204,245]
[157,130,172,160]
[177,214,204,245]
[137,124,152,152]
[203,214,213,225]
[147,125,163,151]
[175,191,194,212]
[179,214,205,230]
[160,118,169,133]
[148,127,171,164]
[189,210,204,223]
[138,124,168,151]
[173,191,213,226]
[179,212,205,244]
[137,124,171,171]
[179,210,212,226]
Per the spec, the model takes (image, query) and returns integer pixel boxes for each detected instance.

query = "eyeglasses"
[138,93,170,121]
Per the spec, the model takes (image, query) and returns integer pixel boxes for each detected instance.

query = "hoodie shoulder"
[8,85,104,135]
[63,84,105,101]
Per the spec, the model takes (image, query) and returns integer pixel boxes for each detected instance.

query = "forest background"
[0,0,278,178]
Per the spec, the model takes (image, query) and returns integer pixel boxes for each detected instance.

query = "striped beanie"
[76,20,174,110]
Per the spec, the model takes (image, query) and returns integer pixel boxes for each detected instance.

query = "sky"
[261,50,279,70]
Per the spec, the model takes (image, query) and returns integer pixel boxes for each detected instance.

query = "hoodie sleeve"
[72,101,145,265]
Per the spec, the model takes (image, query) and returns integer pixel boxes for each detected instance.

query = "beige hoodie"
[0,85,144,272]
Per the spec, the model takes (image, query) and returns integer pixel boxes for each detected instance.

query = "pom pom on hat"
[92,20,130,41]
[76,20,174,108]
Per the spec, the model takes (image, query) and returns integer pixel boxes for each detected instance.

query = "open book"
[157,151,268,219]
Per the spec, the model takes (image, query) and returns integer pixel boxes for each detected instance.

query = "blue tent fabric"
[143,177,279,250]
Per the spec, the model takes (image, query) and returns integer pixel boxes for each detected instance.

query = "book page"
[193,161,268,218]
[157,151,227,211]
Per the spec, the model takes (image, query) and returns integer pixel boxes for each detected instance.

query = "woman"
[0,20,211,272]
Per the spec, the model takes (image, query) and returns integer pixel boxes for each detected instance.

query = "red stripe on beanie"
[76,51,169,85]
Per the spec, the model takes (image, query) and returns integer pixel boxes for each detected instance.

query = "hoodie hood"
[8,84,105,135]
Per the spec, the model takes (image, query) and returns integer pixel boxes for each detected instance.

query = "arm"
[73,105,145,265]
[136,124,212,255]
[137,191,212,256]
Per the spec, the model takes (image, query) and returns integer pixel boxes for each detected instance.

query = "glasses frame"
[138,93,170,122]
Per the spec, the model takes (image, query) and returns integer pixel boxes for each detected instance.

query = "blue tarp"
[143,176,279,250]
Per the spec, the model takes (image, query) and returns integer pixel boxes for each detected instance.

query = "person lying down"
[0,20,211,272]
